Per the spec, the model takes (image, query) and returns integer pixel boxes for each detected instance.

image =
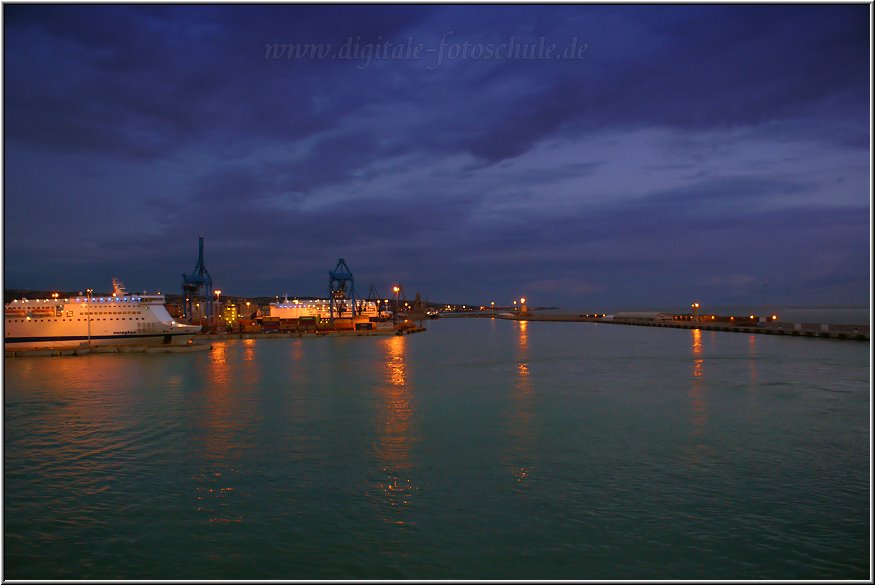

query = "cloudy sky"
[2,4,870,310]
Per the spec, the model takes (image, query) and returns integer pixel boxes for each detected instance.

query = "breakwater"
[495,313,869,341]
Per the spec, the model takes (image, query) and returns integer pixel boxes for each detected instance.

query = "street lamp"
[214,290,222,325]
[85,288,93,347]
[392,285,400,325]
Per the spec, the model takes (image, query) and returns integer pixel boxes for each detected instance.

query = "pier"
[493,312,870,341]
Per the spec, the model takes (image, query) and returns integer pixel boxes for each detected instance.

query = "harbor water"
[3,319,870,579]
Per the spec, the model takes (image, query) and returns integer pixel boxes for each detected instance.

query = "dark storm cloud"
[5,4,867,166]
[3,5,858,162]
[439,4,870,163]
[3,4,869,308]
[4,4,430,159]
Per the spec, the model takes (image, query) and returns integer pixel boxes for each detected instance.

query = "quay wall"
[6,343,213,358]
[196,326,426,341]
[6,327,427,357]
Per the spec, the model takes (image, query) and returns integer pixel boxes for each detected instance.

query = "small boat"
[30,308,56,317]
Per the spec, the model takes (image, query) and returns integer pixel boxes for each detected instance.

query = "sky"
[2,4,871,311]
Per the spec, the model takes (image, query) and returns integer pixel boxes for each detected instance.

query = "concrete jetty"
[493,312,869,341]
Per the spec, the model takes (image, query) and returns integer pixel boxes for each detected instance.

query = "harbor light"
[520,297,526,304]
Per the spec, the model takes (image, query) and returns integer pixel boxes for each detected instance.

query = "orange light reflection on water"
[195,341,257,525]
[748,334,758,384]
[518,319,528,349]
[505,318,534,488]
[372,335,418,528]
[688,329,709,462]
[242,338,256,361]
[4,355,152,509]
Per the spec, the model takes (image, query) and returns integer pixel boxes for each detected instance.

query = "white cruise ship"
[269,295,381,319]
[4,279,202,349]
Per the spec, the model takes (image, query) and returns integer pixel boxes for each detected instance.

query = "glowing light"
[520,297,526,304]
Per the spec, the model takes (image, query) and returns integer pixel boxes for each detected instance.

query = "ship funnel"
[112,278,129,297]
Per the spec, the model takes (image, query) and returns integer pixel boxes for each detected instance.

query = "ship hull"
[5,282,201,351]
[4,332,198,350]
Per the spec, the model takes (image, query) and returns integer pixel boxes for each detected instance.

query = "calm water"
[3,319,870,579]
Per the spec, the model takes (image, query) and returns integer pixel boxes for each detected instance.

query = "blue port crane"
[328,258,359,325]
[182,236,213,322]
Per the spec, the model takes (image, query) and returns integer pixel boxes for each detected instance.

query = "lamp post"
[85,288,93,347]
[691,302,700,322]
[214,290,222,327]
[392,286,400,325]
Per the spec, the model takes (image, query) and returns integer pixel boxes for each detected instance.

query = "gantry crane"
[328,258,359,325]
[182,236,213,322]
